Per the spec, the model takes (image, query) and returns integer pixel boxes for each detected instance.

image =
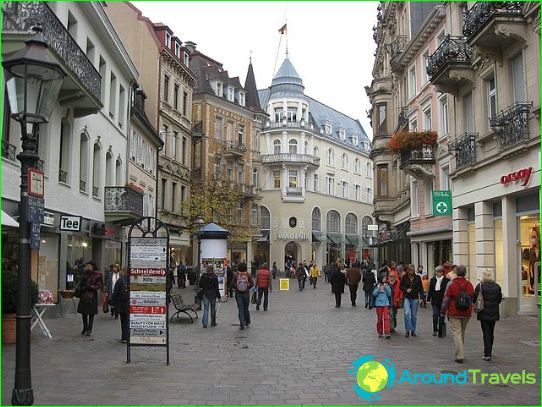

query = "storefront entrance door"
[518,215,540,314]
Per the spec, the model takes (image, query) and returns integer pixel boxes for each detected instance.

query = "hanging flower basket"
[388,131,438,153]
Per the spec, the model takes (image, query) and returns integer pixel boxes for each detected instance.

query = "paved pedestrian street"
[2,285,540,406]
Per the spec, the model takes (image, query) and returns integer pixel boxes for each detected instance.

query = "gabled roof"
[244,61,265,114]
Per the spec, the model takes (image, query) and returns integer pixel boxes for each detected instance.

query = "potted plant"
[388,131,438,153]
[2,270,39,344]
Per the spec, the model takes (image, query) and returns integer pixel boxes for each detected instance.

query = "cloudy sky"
[136,1,378,138]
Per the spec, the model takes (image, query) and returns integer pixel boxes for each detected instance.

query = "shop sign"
[279,278,290,291]
[500,167,533,187]
[41,211,55,228]
[27,197,44,224]
[432,190,452,216]
[60,215,81,231]
[276,232,311,241]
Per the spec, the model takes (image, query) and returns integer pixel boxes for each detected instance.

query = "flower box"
[388,131,438,153]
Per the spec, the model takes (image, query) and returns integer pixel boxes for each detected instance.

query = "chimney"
[184,41,197,53]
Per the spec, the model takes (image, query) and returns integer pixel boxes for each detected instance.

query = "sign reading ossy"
[500,167,533,187]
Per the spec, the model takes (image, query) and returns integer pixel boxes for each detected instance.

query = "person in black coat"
[473,269,502,361]
[329,267,347,308]
[199,265,221,328]
[427,265,450,337]
[76,261,103,336]
[362,268,377,308]
[110,267,129,343]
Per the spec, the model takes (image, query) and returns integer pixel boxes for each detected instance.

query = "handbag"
[474,283,484,313]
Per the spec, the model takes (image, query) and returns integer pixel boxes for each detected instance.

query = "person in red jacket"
[256,263,272,311]
[388,271,403,334]
[440,265,474,363]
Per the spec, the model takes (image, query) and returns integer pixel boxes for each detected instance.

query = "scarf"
[435,275,444,291]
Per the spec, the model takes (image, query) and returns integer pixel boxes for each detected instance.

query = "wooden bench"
[170,293,199,323]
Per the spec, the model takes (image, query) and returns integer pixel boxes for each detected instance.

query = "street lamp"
[2,28,65,406]
[193,216,205,287]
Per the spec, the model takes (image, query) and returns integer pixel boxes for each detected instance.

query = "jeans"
[364,290,371,306]
[202,295,217,327]
[177,275,186,288]
[298,278,306,291]
[257,287,269,310]
[376,306,390,335]
[432,304,442,333]
[334,292,342,307]
[403,298,419,333]
[349,284,358,305]
[81,314,95,333]
[235,292,251,328]
[449,317,470,360]
[119,312,128,340]
[480,320,496,357]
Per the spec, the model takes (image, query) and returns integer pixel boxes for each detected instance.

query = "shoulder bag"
[474,283,484,313]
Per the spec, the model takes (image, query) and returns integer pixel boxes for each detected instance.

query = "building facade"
[106,2,196,267]
[189,46,263,269]
[258,56,374,269]
[2,2,139,300]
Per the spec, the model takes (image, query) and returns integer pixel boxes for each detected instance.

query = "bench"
[170,293,199,323]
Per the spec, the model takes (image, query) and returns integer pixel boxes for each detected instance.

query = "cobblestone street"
[2,284,540,405]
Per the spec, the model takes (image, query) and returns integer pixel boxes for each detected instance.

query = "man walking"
[233,262,253,330]
[346,261,362,306]
[256,263,272,311]
[329,265,346,308]
[441,265,474,363]
[176,261,186,289]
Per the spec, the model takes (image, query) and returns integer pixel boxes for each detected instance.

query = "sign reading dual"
[432,190,452,216]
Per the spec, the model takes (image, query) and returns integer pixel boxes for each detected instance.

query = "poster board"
[202,258,226,298]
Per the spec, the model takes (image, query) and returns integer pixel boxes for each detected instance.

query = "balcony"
[449,133,477,171]
[399,145,436,180]
[223,141,247,157]
[1,140,16,161]
[463,2,527,55]
[232,183,258,198]
[251,150,262,163]
[261,153,320,169]
[490,102,533,151]
[2,2,102,117]
[385,35,408,72]
[264,120,309,131]
[282,186,304,203]
[427,36,474,94]
[104,186,143,223]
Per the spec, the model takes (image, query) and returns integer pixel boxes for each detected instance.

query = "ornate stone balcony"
[2,2,102,117]
[261,153,320,168]
[399,145,435,180]
[490,102,533,150]
[449,133,477,171]
[223,141,247,157]
[104,186,143,223]
[264,120,309,131]
[427,36,474,93]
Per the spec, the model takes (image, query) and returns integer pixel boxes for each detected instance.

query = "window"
[355,185,361,201]
[409,116,418,132]
[92,143,101,198]
[422,50,430,84]
[287,107,297,122]
[464,92,474,132]
[109,72,117,120]
[512,52,526,102]
[425,179,433,215]
[239,92,245,106]
[227,87,234,102]
[273,139,281,154]
[345,213,358,234]
[326,211,340,233]
[105,151,113,186]
[252,169,258,187]
[411,179,419,217]
[181,137,187,165]
[164,75,170,103]
[171,131,178,159]
[377,164,388,197]
[175,42,181,58]
[366,162,372,177]
[165,32,172,48]
[238,126,244,145]
[67,11,77,40]
[288,139,297,154]
[273,171,281,188]
[214,158,221,178]
[324,121,332,135]
[237,164,244,184]
[367,188,373,203]
[327,148,335,165]
[440,165,450,191]
[115,158,122,185]
[171,182,177,212]
[226,166,233,180]
[184,52,190,66]
[350,135,358,146]
[377,103,387,135]
[174,84,179,110]
[59,120,71,183]
[436,30,446,45]
[439,94,449,135]
[326,176,335,195]
[99,57,106,103]
[341,153,348,169]
[313,146,319,157]
[313,174,320,192]
[354,158,361,174]
[341,181,348,198]
[237,204,243,224]
[216,82,223,97]
[274,108,284,122]
[251,204,258,225]
[214,117,223,140]
[312,207,321,231]
[423,104,431,131]
[261,207,271,230]
[226,122,233,141]
[339,127,346,140]
[85,38,95,65]
[288,170,298,188]
[304,141,309,154]
[408,66,416,99]
[181,185,186,208]
[79,132,89,192]
[485,74,496,122]
[118,85,125,128]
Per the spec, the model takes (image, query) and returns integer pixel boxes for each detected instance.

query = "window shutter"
[512,52,526,103]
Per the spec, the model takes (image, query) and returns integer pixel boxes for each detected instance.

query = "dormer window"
[216,82,223,97]
[175,42,181,58]
[324,121,332,135]
[350,135,358,145]
[339,127,346,140]
[227,87,234,102]
[239,92,245,106]
[183,52,190,66]
[165,32,172,48]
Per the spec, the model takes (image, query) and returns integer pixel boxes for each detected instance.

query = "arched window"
[327,148,335,165]
[79,132,89,192]
[273,139,281,154]
[115,158,122,185]
[92,143,101,197]
[289,139,298,154]
[260,206,270,230]
[326,210,340,233]
[362,216,373,231]
[59,119,72,183]
[105,150,113,186]
[312,207,321,231]
[313,146,319,157]
[341,153,348,169]
[251,204,259,225]
[345,213,358,234]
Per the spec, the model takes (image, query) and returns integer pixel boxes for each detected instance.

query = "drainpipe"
[155,53,163,219]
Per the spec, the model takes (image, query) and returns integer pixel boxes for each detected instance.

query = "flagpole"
[273,34,282,77]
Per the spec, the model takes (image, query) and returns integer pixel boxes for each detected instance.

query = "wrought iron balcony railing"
[58,169,68,183]
[449,133,477,170]
[463,2,524,39]
[489,102,533,150]
[427,35,473,78]
[1,140,16,161]
[395,107,408,132]
[104,186,143,218]
[2,1,101,101]
[80,180,87,192]
[224,141,247,155]
[261,153,320,166]
[92,186,99,198]
[399,145,435,169]
[386,35,408,61]
[285,187,303,196]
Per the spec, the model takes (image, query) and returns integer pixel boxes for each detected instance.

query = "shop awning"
[2,210,18,227]
[326,234,338,246]
[312,232,322,242]
[345,235,359,246]
[257,231,270,242]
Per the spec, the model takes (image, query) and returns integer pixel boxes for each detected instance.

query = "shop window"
[519,217,540,302]
[312,207,321,231]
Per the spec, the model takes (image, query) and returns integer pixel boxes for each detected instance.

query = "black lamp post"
[193,216,205,287]
[2,28,65,406]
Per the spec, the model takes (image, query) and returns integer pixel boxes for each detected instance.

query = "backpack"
[455,283,471,310]
[236,272,249,292]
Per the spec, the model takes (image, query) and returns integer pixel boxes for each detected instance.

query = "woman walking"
[362,267,376,308]
[427,266,449,337]
[329,265,346,308]
[199,265,221,328]
[76,261,103,336]
[110,267,129,343]
[388,271,402,334]
[400,264,424,337]
[473,269,502,361]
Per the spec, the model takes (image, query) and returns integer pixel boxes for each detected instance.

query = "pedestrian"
[400,264,424,337]
[427,266,449,337]
[256,263,272,311]
[226,260,234,298]
[388,271,402,334]
[76,260,103,336]
[421,275,430,308]
[329,264,346,308]
[232,262,253,330]
[110,267,129,343]
[417,265,424,278]
[362,266,377,308]
[272,261,278,280]
[309,262,321,288]
[378,265,389,283]
[199,264,221,328]
[296,263,307,291]
[323,263,331,283]
[346,261,362,306]
[373,275,392,338]
[441,265,474,363]
[473,269,502,361]
[104,263,120,319]
[177,261,186,289]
